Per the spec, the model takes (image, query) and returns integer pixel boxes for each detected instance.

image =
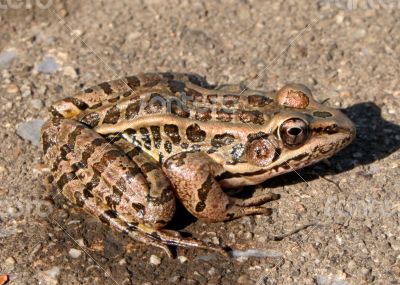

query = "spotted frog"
[41,72,356,256]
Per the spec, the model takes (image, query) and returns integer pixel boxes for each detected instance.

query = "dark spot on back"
[150,126,161,149]
[211,133,235,147]
[164,124,181,145]
[123,90,132,97]
[140,128,151,150]
[56,172,77,189]
[168,80,186,93]
[186,88,203,102]
[145,93,165,114]
[216,109,233,122]
[170,100,190,118]
[238,110,264,124]
[223,94,240,107]
[108,97,120,103]
[126,76,140,89]
[98,82,113,95]
[64,97,89,110]
[247,132,269,142]
[248,95,273,107]
[164,141,172,153]
[80,112,101,127]
[103,106,121,124]
[186,123,206,142]
[195,107,212,121]
[125,101,141,119]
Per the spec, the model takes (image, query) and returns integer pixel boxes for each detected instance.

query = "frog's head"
[219,84,356,187]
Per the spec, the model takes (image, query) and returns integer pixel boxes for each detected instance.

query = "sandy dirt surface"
[0,1,399,284]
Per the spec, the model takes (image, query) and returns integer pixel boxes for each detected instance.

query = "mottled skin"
[41,72,356,256]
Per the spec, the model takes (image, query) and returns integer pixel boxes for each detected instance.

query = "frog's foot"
[135,225,229,257]
[163,152,275,222]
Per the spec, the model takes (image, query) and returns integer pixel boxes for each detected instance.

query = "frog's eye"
[279,118,310,147]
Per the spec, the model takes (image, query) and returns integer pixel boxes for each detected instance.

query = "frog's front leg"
[163,152,277,222]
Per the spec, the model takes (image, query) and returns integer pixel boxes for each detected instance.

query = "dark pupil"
[288,127,302,136]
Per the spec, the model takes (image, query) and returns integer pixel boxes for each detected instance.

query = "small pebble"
[16,119,45,146]
[0,274,9,285]
[208,267,216,275]
[211,236,220,245]
[316,275,347,285]
[6,84,19,94]
[243,231,253,240]
[237,275,252,284]
[68,248,82,258]
[336,13,345,24]
[37,56,60,74]
[177,256,188,263]
[63,66,78,79]
[20,84,32,97]
[118,258,126,266]
[339,91,352,98]
[4,102,12,110]
[30,99,44,110]
[0,50,17,69]
[149,255,161,265]
[0,165,6,173]
[5,256,16,265]
[38,266,60,285]
[76,239,85,247]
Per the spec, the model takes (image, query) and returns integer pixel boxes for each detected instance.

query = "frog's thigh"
[42,118,175,228]
[162,152,272,222]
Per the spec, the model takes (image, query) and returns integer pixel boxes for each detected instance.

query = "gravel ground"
[1,1,399,284]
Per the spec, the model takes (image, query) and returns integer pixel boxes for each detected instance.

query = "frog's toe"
[226,205,273,220]
[233,192,280,207]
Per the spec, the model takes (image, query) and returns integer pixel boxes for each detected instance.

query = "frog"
[41,72,356,257]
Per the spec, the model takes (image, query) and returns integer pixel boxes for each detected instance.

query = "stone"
[178,256,188,263]
[37,266,60,285]
[16,119,45,146]
[6,84,19,94]
[149,254,161,265]
[30,99,44,110]
[37,56,60,74]
[316,275,348,285]
[68,248,82,258]
[63,66,78,79]
[0,50,17,69]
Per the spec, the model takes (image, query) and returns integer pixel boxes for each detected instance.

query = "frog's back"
[49,73,281,162]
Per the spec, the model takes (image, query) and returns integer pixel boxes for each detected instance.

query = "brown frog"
[41,72,356,256]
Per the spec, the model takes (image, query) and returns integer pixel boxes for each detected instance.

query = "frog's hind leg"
[43,119,227,256]
[163,151,277,223]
